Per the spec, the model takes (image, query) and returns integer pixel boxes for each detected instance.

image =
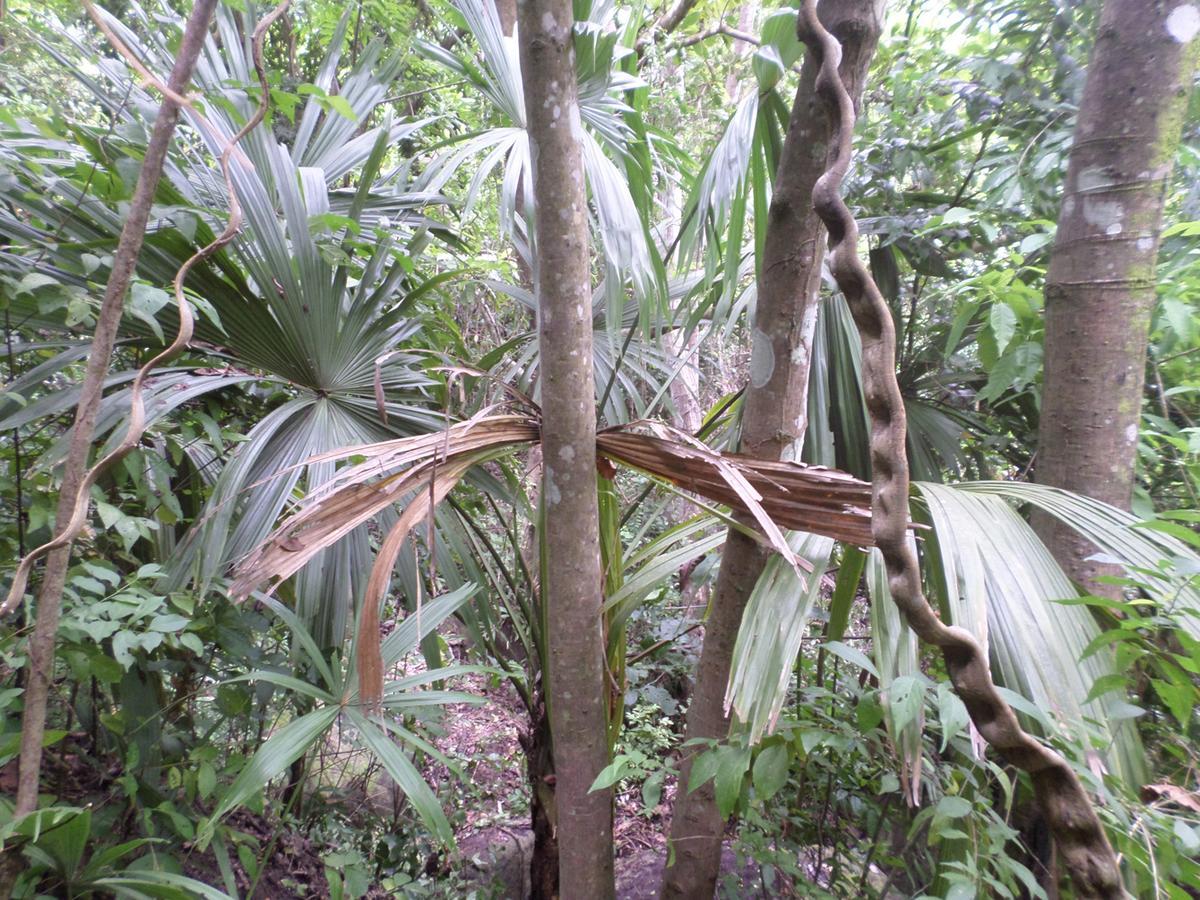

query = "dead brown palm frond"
[228,410,877,703]
[596,421,875,548]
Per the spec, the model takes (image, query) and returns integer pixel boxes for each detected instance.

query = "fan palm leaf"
[415,0,658,304]
[0,4,455,644]
[225,409,875,703]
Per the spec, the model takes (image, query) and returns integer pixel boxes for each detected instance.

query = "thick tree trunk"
[1034,0,1198,593]
[517,1,616,896]
[9,0,218,819]
[661,3,884,897]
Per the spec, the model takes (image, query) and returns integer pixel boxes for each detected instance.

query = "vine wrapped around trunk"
[796,1,1124,896]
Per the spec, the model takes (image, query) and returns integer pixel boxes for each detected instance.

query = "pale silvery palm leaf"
[914,483,1148,789]
[476,271,678,424]
[726,530,835,742]
[725,480,1176,796]
[416,0,656,301]
[0,4,451,646]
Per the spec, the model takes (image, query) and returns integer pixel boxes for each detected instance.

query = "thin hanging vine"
[796,1,1124,896]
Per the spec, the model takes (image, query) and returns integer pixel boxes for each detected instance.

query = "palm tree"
[0,4,450,646]
[415,0,662,317]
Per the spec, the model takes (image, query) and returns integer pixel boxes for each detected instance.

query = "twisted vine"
[2,0,291,616]
[797,1,1124,896]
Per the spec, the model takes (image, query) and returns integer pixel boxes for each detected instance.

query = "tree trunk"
[724,1,759,99]
[520,704,558,899]
[1034,0,1199,594]
[495,0,517,36]
[661,3,884,897]
[8,0,218,820]
[517,1,616,896]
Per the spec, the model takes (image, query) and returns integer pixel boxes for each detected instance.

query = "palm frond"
[227,411,876,701]
[726,531,835,742]
[956,482,1200,641]
[916,482,1147,788]
[415,0,658,298]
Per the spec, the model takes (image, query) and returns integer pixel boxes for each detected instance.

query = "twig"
[627,619,705,664]
[675,24,761,49]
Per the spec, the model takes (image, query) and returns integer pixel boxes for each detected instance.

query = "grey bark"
[9,0,219,820]
[1034,0,1199,593]
[661,2,885,896]
[516,0,616,896]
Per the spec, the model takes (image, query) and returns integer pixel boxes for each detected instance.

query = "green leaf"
[714,746,751,819]
[207,707,339,832]
[988,302,1017,355]
[1084,673,1128,704]
[888,675,924,737]
[751,743,790,801]
[823,640,879,678]
[1151,679,1194,728]
[936,682,969,752]
[827,547,867,642]
[590,756,632,792]
[34,808,91,877]
[16,273,61,295]
[198,763,216,800]
[127,283,170,342]
[688,746,722,795]
[0,729,66,764]
[759,9,802,68]
[347,710,454,845]
[148,614,190,633]
[1175,819,1200,852]
[326,94,358,122]
[752,46,786,91]
[936,795,972,819]
[93,871,235,899]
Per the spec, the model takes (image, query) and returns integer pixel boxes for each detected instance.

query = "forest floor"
[426,671,681,898]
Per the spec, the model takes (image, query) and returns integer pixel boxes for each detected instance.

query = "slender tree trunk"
[8,0,218,820]
[517,1,616,896]
[724,1,759,99]
[1034,0,1199,594]
[662,3,884,896]
[495,0,517,36]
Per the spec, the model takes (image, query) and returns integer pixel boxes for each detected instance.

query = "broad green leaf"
[751,744,790,801]
[714,746,751,819]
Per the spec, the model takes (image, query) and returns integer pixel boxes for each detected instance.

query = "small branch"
[675,24,760,49]
[635,0,700,49]
[627,619,705,664]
